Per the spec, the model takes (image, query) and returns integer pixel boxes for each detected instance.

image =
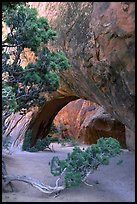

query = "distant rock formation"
[53,99,126,148]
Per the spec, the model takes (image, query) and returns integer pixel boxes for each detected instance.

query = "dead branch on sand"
[3,175,65,194]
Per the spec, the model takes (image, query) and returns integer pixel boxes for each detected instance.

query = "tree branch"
[2,44,17,48]
[11,46,23,73]
[55,167,67,187]
[3,175,65,194]
[13,68,35,76]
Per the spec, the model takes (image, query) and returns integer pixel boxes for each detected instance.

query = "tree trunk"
[2,156,14,192]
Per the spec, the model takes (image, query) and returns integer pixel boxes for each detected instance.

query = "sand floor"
[2,143,135,202]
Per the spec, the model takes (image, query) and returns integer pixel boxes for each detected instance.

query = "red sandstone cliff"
[28,2,134,149]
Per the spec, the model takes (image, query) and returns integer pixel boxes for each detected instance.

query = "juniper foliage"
[2,3,70,114]
[49,137,121,188]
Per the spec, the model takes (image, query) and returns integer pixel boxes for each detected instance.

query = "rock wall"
[125,127,135,151]
[53,99,126,148]
[29,2,135,133]
[27,2,135,150]
[3,111,34,149]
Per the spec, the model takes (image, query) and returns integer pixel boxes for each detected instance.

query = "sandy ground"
[2,143,135,202]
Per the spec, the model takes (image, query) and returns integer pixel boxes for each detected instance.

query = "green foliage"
[65,171,81,188]
[22,129,32,151]
[50,156,63,176]
[50,136,60,143]
[22,122,59,152]
[36,137,52,151]
[2,2,27,16]
[22,129,59,152]
[49,123,58,134]
[48,52,71,71]
[2,3,70,114]
[49,137,121,188]
[2,81,17,112]
[3,5,56,52]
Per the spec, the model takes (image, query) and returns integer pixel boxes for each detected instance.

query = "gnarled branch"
[3,175,65,194]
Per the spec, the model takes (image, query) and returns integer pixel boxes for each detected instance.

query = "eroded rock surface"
[13,2,135,150]
[3,110,37,149]
[29,2,135,133]
[54,99,126,148]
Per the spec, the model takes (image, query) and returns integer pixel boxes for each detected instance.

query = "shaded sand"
[2,143,135,202]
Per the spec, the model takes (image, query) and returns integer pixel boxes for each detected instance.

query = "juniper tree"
[2,2,70,192]
[49,137,122,188]
[3,137,122,194]
[2,2,70,152]
[2,2,70,117]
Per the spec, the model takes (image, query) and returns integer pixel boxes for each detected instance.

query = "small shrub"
[22,129,32,151]
[22,130,54,152]
[50,136,60,143]
[35,136,52,151]
[49,123,58,134]
[29,146,38,152]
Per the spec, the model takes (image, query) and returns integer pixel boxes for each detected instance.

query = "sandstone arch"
[28,2,135,148]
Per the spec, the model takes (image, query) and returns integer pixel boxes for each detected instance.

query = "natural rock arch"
[28,2,134,148]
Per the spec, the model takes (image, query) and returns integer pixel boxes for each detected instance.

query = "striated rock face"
[26,2,135,151]
[3,111,35,148]
[53,99,126,148]
[29,2,135,133]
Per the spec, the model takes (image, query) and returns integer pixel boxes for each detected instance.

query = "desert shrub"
[50,136,60,143]
[22,122,60,152]
[22,130,54,152]
[22,129,32,151]
[49,137,121,188]
[49,123,58,134]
